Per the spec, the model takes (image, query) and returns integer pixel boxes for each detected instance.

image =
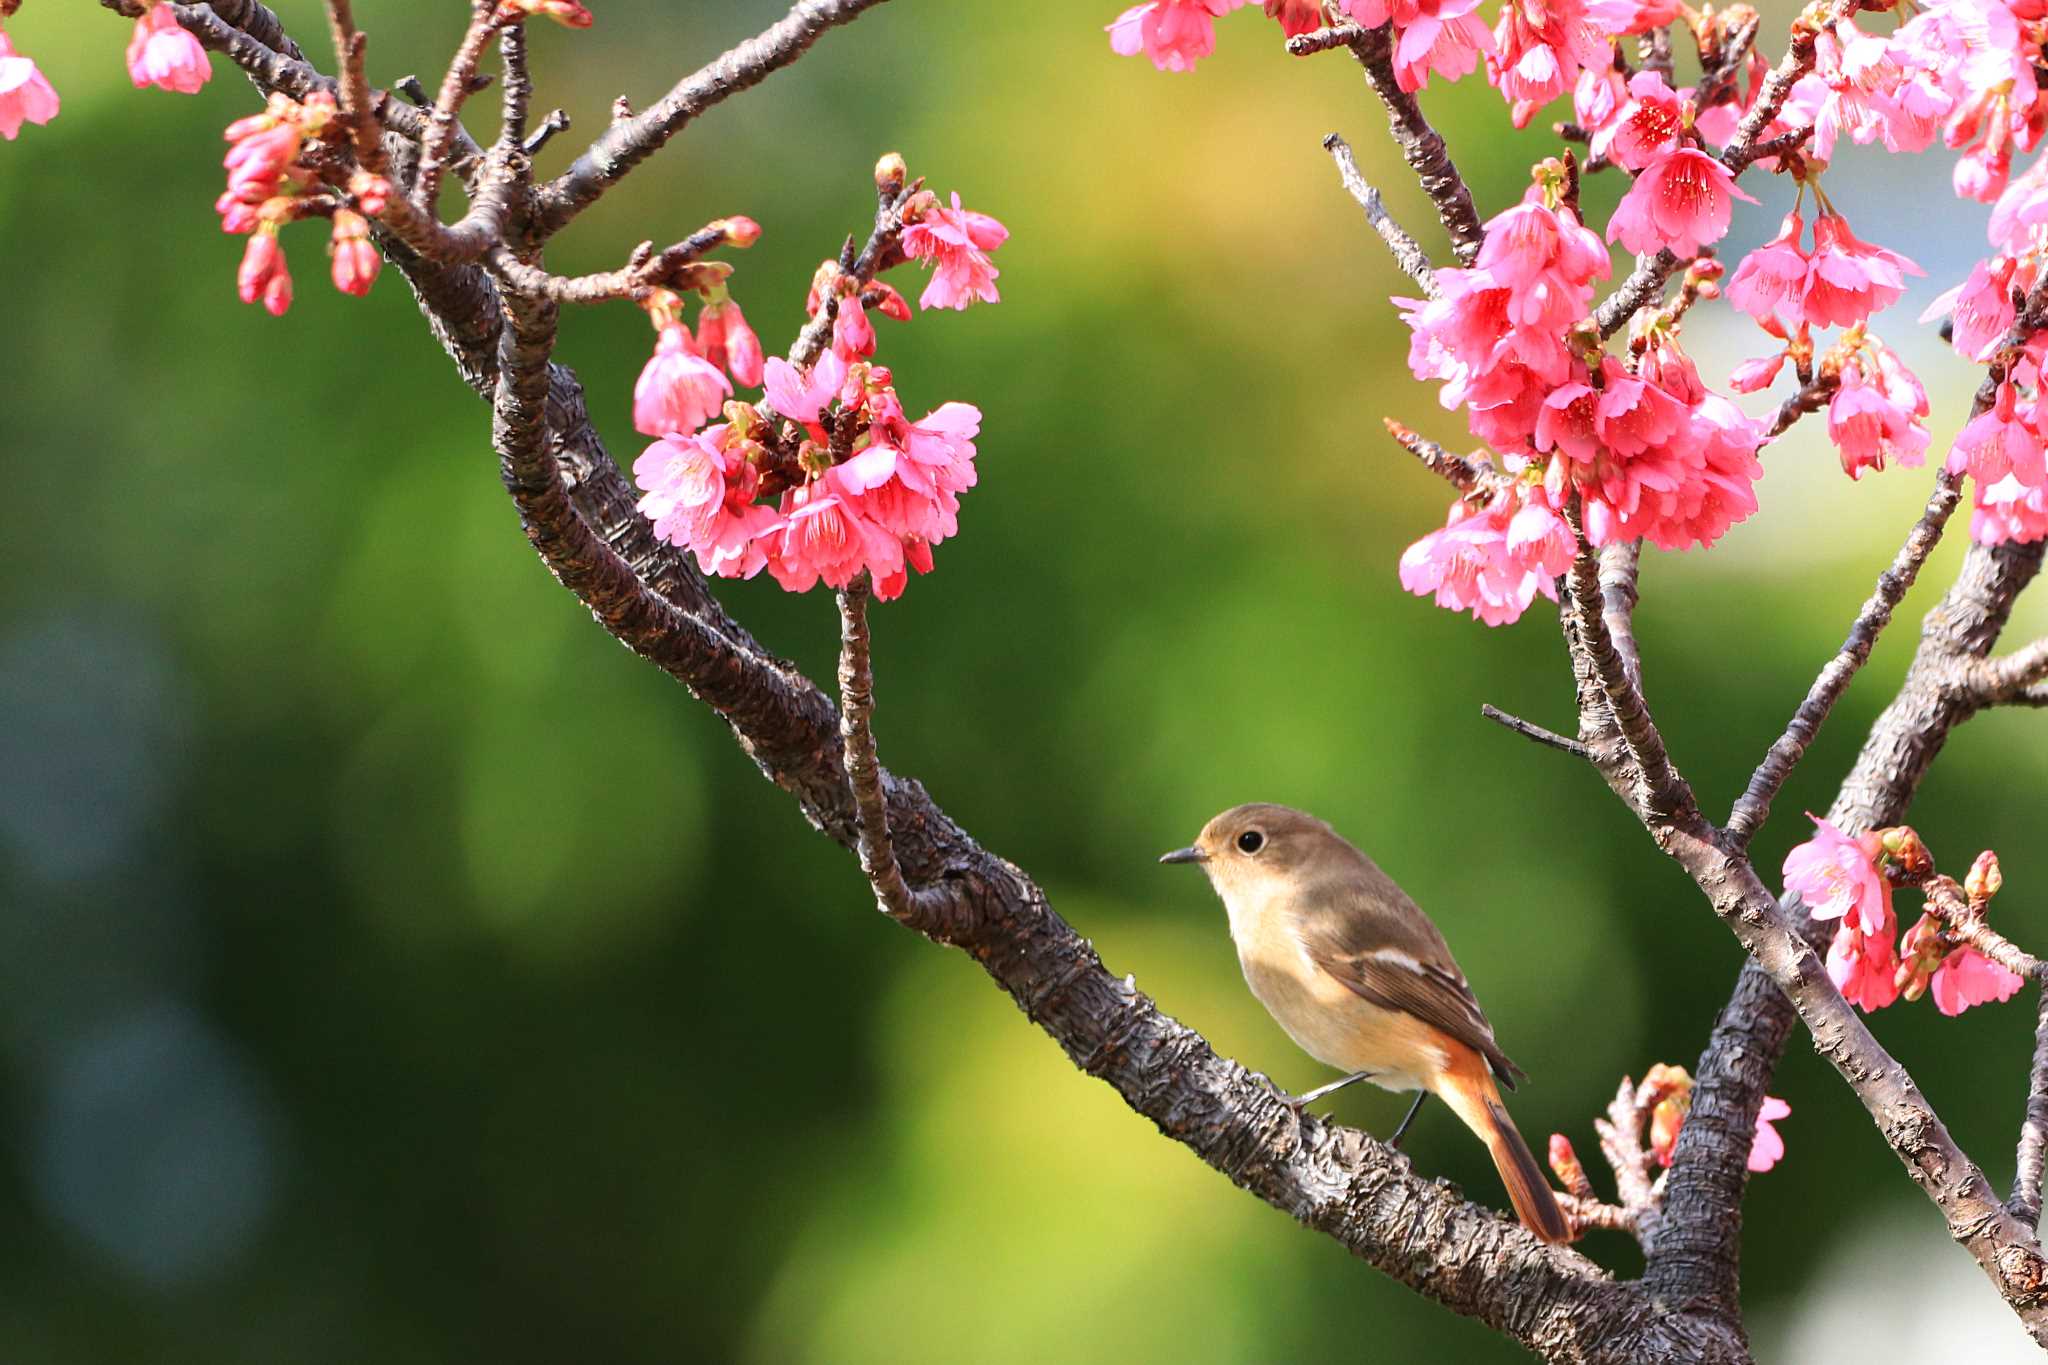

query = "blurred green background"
[4,2,2048,1361]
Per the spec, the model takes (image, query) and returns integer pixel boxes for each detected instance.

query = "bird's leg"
[1280,1070,1376,1111]
[1386,1091,1428,1149]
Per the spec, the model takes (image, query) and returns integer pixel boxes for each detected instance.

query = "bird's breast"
[1231,906,1447,1092]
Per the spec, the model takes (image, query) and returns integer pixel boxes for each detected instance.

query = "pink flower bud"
[717,215,761,247]
[867,280,912,323]
[1547,1134,1585,1190]
[237,228,293,316]
[350,171,392,217]
[328,209,380,298]
[495,0,594,27]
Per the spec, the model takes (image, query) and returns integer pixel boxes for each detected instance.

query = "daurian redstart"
[1162,802,1568,1244]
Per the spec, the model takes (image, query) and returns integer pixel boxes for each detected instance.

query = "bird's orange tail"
[1432,1047,1569,1245]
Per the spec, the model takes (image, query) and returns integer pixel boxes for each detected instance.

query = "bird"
[1160,802,1569,1244]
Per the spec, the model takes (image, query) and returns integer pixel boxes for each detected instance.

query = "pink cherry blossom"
[1930,947,2025,1017]
[1747,1096,1790,1173]
[1827,346,1929,478]
[1586,0,1681,38]
[1725,212,1810,326]
[1606,147,1755,257]
[1346,0,1495,91]
[1573,61,1629,143]
[327,209,379,297]
[764,479,908,598]
[1973,474,2048,545]
[1783,814,1887,934]
[1594,71,1688,172]
[1922,256,2019,362]
[237,229,293,316]
[1729,349,1788,393]
[1827,894,1901,1013]
[694,299,765,388]
[902,192,1007,311]
[1262,0,1324,36]
[1947,382,2046,486]
[633,325,732,437]
[1107,0,1247,72]
[634,425,781,580]
[1398,489,1572,626]
[1990,157,2048,255]
[1800,212,1922,329]
[127,5,212,94]
[0,30,60,140]
[762,349,849,427]
[832,292,876,360]
[1488,0,1607,126]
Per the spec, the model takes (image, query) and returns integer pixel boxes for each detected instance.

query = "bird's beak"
[1159,846,1208,865]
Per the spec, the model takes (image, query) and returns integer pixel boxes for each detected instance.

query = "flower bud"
[866,280,912,322]
[875,152,907,194]
[717,215,761,248]
[1966,850,2003,907]
[1877,825,1932,880]
[1895,911,1947,1002]
[1548,1134,1587,1193]
[327,208,380,297]
[494,0,594,27]
[350,171,392,216]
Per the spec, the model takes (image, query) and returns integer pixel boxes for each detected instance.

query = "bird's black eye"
[1237,829,1265,855]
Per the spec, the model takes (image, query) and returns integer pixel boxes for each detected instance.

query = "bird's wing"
[1299,916,1526,1089]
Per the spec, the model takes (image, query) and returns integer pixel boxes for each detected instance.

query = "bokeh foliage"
[3,2,2048,1360]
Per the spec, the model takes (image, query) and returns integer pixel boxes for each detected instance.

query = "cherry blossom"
[1607,148,1754,257]
[902,192,1007,311]
[0,30,60,141]
[1107,0,1247,72]
[127,4,211,94]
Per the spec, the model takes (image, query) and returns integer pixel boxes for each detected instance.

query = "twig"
[1322,133,1438,297]
[536,0,893,238]
[485,221,744,305]
[1286,21,1367,56]
[321,0,379,165]
[1481,704,1592,760]
[1382,420,1489,490]
[415,4,505,210]
[2016,986,2048,1225]
[523,108,571,156]
[1765,373,1837,441]
[496,21,532,152]
[1341,24,1485,264]
[1723,470,1964,848]
[1957,637,2048,705]
[836,579,918,920]
[1719,17,1820,170]
[1596,251,1683,338]
[1563,512,1681,810]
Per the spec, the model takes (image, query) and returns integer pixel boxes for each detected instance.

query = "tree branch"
[1327,23,1485,264]
[835,579,924,921]
[534,0,893,238]
[1321,133,1438,296]
[1724,470,1965,849]
[2017,986,2048,1226]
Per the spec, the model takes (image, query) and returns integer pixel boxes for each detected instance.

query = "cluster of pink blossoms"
[1783,817,2024,1016]
[217,92,388,315]
[634,183,1006,600]
[1395,171,1765,622]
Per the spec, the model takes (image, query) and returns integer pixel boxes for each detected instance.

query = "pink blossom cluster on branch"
[634,174,1005,600]
[1110,0,2048,626]
[1783,817,2026,1015]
